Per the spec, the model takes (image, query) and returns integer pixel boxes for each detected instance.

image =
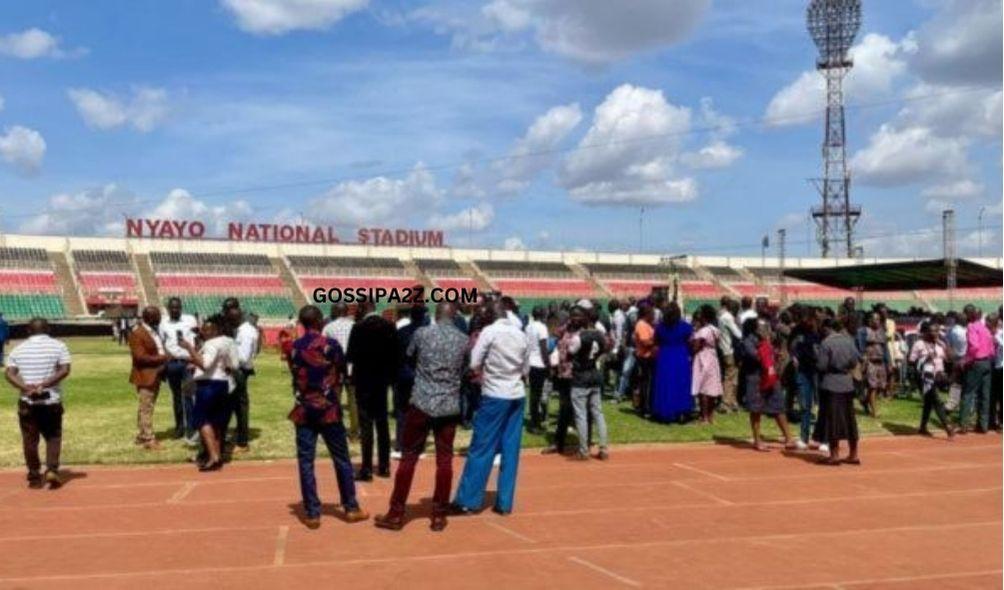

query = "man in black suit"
[346,300,399,480]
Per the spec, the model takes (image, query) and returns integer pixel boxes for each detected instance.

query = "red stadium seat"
[492,279,597,298]
[157,273,286,294]
[0,270,59,294]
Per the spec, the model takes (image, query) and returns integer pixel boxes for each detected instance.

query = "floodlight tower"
[807,0,862,258]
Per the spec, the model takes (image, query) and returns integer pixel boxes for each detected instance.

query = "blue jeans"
[796,371,817,443]
[616,347,636,401]
[295,421,359,519]
[454,396,525,514]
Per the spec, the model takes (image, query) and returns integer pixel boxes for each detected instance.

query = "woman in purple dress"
[651,302,693,423]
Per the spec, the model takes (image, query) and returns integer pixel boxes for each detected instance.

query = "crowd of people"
[1,289,1001,531]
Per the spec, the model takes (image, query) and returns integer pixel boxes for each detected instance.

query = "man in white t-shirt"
[738,296,758,326]
[159,297,198,442]
[524,306,550,433]
[228,303,260,454]
[4,318,71,489]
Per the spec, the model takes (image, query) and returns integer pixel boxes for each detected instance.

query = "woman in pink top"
[690,305,723,424]
[909,322,954,439]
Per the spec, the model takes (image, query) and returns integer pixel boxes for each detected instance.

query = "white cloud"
[221,0,369,35]
[911,0,1002,86]
[850,124,969,187]
[67,87,170,132]
[680,139,742,170]
[560,84,698,206]
[428,202,495,231]
[898,83,1002,138]
[765,33,916,126]
[418,0,709,64]
[921,179,984,200]
[492,102,581,195]
[0,125,46,174]
[309,164,443,227]
[503,235,526,250]
[19,185,252,236]
[0,28,83,59]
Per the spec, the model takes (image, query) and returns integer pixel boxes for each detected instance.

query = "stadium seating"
[0,294,65,319]
[474,260,600,299]
[492,278,597,298]
[288,255,422,298]
[151,251,294,318]
[415,258,479,290]
[0,248,65,318]
[73,250,140,306]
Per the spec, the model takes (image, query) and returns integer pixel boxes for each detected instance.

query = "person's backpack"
[758,339,778,393]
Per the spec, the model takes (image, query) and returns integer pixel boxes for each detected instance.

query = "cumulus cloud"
[910,0,1002,86]
[428,202,495,231]
[0,28,84,59]
[560,84,698,206]
[765,33,916,126]
[221,0,369,35]
[850,124,969,187]
[19,185,253,237]
[309,164,443,227]
[0,125,46,174]
[503,235,526,250]
[67,87,170,132]
[921,179,984,200]
[492,102,581,195]
[418,0,709,64]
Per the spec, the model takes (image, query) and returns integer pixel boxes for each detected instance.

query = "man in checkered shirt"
[4,318,71,489]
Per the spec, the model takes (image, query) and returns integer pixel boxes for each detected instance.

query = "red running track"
[0,435,1000,589]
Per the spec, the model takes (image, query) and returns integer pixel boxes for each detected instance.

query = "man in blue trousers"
[452,303,530,515]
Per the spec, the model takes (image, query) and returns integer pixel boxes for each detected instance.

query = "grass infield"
[0,336,932,467]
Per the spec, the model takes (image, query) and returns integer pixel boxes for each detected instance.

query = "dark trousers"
[392,379,413,452]
[165,360,194,437]
[991,368,1003,430]
[18,402,63,480]
[635,357,655,415]
[356,380,390,474]
[226,368,252,447]
[295,420,359,519]
[961,359,993,431]
[388,406,457,518]
[552,378,573,452]
[527,367,549,429]
[920,378,951,432]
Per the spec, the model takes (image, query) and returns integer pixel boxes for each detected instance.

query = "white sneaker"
[391,450,402,460]
[818,444,830,454]
[794,440,808,451]
[492,454,501,467]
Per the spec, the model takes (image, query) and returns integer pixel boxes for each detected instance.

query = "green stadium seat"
[162,295,296,320]
[0,294,66,319]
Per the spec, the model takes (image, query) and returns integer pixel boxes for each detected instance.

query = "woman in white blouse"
[181,315,239,471]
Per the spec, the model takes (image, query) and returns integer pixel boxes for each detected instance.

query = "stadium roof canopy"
[783,258,1002,291]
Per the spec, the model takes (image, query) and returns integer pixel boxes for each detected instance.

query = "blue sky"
[0,0,1000,257]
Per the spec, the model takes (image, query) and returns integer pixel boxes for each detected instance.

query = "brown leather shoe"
[430,514,447,532]
[304,516,321,530]
[143,440,163,451]
[373,514,403,530]
[44,470,63,490]
[345,507,370,523]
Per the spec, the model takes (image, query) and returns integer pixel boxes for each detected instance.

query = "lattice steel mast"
[807,0,862,258]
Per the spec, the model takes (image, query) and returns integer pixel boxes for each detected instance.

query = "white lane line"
[167,482,198,504]
[672,462,730,481]
[272,526,289,567]
[733,569,1004,590]
[0,521,995,584]
[568,556,642,587]
[0,525,277,543]
[483,519,536,543]
[671,480,735,506]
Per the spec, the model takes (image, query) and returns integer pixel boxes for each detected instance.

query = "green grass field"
[0,337,933,468]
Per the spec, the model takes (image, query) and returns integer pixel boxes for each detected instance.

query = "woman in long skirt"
[651,302,693,423]
[863,313,887,417]
[816,317,862,465]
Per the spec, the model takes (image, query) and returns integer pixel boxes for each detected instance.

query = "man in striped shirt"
[4,318,71,489]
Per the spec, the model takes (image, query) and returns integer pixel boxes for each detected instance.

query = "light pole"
[978,206,986,258]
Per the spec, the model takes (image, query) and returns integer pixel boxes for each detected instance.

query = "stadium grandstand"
[0,233,999,327]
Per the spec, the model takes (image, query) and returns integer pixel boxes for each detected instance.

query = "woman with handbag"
[909,322,955,439]
[740,318,795,452]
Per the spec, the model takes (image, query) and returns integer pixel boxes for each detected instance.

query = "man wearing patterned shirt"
[375,302,468,532]
[287,305,369,529]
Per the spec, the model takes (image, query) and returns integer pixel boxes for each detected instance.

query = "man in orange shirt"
[633,303,657,416]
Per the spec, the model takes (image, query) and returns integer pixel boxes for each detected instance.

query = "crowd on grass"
[1,289,1001,532]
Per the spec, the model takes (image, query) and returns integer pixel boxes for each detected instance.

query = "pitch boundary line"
[568,556,642,587]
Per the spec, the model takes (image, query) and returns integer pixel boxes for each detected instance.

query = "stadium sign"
[124,217,444,247]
